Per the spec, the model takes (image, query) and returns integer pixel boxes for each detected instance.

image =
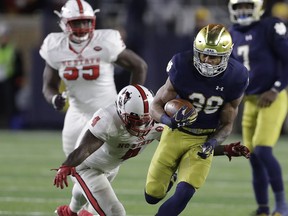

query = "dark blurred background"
[0,0,287,133]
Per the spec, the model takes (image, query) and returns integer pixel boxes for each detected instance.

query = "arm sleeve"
[39,34,58,70]
[105,30,126,62]
[268,19,288,91]
[87,109,110,142]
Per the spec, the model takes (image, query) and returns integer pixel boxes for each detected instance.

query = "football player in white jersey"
[40,0,147,157]
[52,84,164,216]
[52,84,250,216]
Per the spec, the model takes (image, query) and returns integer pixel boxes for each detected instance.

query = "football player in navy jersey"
[228,0,288,215]
[144,24,249,216]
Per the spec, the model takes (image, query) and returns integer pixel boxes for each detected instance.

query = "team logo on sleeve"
[274,22,287,35]
[155,126,164,132]
[94,46,102,51]
[91,116,101,127]
[166,60,173,73]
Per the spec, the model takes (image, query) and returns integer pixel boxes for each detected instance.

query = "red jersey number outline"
[63,65,100,80]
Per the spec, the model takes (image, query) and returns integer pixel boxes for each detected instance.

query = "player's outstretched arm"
[42,63,66,111]
[51,129,104,189]
[214,141,250,161]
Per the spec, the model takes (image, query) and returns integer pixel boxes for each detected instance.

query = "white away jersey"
[81,104,164,172]
[39,29,126,113]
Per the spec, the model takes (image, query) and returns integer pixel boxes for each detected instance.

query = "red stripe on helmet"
[133,84,149,114]
[76,0,84,14]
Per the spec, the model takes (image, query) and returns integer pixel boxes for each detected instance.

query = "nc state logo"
[94,46,102,51]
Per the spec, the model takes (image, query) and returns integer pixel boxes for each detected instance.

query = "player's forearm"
[209,123,233,145]
[62,148,89,167]
[129,63,148,85]
[42,85,59,104]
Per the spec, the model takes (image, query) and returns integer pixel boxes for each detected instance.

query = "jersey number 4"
[121,148,141,160]
[63,65,100,80]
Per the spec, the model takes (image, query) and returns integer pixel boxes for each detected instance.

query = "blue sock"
[254,147,284,192]
[254,146,287,211]
[156,182,195,216]
[250,153,269,213]
[274,191,288,213]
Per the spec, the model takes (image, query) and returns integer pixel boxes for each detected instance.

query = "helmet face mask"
[55,0,97,43]
[67,18,95,42]
[116,85,154,137]
[228,0,264,26]
[193,24,233,77]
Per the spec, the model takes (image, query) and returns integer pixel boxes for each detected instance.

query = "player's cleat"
[55,205,78,216]
[251,213,269,216]
[78,209,94,216]
[272,205,288,216]
[250,210,269,216]
[272,210,288,216]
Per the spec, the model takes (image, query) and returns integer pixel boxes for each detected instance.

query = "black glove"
[52,93,66,111]
[198,139,217,159]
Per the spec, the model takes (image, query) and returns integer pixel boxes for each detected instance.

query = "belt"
[178,127,215,136]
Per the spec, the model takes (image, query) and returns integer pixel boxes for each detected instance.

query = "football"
[164,98,196,117]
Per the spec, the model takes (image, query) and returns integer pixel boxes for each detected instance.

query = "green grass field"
[0,130,287,216]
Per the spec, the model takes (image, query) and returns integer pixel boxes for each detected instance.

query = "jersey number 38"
[190,92,224,114]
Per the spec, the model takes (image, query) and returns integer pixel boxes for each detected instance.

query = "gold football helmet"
[193,24,233,77]
[228,0,264,25]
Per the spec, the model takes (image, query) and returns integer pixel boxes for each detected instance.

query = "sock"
[156,182,195,216]
[70,184,87,212]
[274,191,288,213]
[254,147,287,213]
[250,153,269,213]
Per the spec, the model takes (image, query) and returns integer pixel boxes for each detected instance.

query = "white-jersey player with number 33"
[40,0,147,157]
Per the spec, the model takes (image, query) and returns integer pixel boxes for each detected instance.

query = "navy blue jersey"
[168,50,249,129]
[230,17,288,94]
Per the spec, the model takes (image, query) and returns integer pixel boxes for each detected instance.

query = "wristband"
[270,87,279,93]
[207,138,218,147]
[160,114,172,127]
[51,94,58,107]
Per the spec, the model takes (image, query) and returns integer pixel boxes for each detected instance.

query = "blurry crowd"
[0,0,287,130]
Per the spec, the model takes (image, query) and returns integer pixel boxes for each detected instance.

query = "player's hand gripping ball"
[164,98,198,128]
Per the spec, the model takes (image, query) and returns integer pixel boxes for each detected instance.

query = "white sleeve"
[105,30,126,62]
[87,109,111,142]
[39,34,58,69]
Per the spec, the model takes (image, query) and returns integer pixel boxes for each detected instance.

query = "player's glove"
[51,165,76,189]
[223,142,251,161]
[51,92,66,111]
[161,106,197,129]
[197,139,217,159]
